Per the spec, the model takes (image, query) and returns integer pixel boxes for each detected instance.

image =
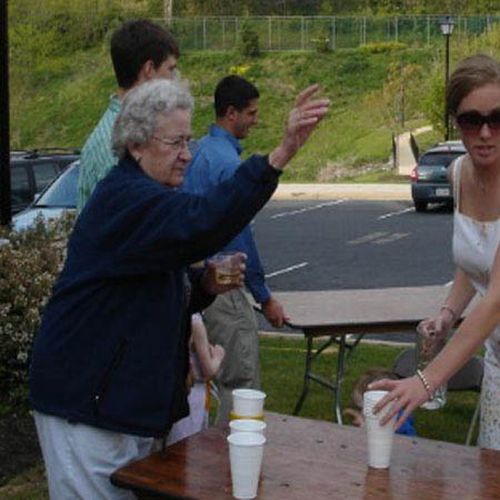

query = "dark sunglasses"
[456,110,500,134]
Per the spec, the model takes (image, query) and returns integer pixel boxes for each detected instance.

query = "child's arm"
[191,314,225,380]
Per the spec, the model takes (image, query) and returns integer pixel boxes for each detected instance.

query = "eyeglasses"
[455,110,500,135]
[152,135,191,149]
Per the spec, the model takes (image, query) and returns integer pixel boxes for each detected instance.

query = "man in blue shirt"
[183,75,287,422]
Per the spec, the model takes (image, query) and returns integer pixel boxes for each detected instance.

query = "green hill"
[11,45,439,182]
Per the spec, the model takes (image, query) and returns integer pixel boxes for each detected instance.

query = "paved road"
[252,199,454,341]
[254,199,454,291]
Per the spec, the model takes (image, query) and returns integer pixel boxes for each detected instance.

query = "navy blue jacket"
[29,154,279,437]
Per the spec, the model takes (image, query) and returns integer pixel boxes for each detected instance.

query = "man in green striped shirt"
[77,20,180,212]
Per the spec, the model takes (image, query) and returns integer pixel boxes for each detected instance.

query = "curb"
[272,183,411,201]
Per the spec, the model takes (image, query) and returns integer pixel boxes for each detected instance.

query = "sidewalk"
[396,125,432,176]
[272,183,411,201]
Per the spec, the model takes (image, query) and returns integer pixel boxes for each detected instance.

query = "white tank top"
[452,156,500,298]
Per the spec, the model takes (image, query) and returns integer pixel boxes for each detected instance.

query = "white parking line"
[347,232,388,245]
[377,207,414,220]
[373,232,410,244]
[271,200,345,219]
[265,262,308,278]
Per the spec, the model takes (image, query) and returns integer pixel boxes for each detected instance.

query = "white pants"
[34,411,154,499]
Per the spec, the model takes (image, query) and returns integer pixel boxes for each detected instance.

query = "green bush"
[311,36,331,53]
[0,214,74,414]
[360,41,408,54]
[238,23,261,58]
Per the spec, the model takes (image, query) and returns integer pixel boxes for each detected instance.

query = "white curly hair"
[112,78,194,159]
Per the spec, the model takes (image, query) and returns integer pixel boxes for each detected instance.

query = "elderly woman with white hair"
[29,78,329,498]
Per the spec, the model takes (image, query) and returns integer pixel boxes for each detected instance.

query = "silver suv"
[410,140,466,212]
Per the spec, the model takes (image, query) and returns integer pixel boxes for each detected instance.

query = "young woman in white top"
[372,54,500,449]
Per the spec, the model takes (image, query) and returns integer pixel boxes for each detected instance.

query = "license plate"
[435,188,450,197]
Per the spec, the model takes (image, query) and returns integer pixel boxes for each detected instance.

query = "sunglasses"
[456,110,500,134]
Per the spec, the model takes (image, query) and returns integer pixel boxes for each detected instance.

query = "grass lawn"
[11,47,437,182]
[260,335,479,445]
[0,335,480,498]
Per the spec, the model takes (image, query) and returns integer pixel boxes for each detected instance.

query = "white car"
[12,160,79,231]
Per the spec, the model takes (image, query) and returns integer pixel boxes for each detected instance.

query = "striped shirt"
[77,95,121,212]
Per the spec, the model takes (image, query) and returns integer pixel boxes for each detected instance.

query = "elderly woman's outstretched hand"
[269,84,330,170]
[368,375,429,430]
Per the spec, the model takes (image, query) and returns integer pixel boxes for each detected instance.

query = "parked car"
[13,160,79,231]
[5,148,79,214]
[410,140,466,212]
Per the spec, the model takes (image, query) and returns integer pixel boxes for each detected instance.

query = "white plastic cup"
[232,389,266,418]
[227,431,266,499]
[362,390,389,418]
[362,390,395,469]
[230,419,267,436]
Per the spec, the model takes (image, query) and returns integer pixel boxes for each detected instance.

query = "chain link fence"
[155,15,499,51]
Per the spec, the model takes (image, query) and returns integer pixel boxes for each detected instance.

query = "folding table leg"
[334,335,347,425]
[293,335,314,415]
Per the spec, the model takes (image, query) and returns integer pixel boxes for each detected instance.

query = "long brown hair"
[447,54,500,117]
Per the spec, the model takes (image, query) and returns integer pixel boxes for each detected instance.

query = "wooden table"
[111,412,500,499]
[269,286,471,424]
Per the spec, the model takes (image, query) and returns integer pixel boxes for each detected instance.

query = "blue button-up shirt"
[183,124,271,304]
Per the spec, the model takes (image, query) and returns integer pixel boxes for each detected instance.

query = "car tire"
[414,201,427,212]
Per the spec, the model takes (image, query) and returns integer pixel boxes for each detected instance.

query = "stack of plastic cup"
[362,390,396,469]
[230,389,266,421]
[227,431,266,499]
[229,419,267,436]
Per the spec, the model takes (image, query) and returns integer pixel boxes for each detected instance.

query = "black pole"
[0,0,11,226]
[444,33,450,141]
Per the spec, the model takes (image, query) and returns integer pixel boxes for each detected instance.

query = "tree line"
[10,0,499,23]
[159,0,498,16]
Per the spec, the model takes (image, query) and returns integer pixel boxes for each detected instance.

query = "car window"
[419,153,462,167]
[11,165,31,206]
[59,157,79,169]
[35,164,79,208]
[32,162,59,193]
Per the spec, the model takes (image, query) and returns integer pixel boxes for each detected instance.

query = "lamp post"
[439,16,455,141]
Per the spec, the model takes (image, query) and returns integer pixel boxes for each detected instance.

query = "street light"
[439,15,455,141]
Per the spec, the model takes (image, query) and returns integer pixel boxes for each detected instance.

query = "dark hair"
[110,19,180,89]
[447,54,500,117]
[214,75,260,118]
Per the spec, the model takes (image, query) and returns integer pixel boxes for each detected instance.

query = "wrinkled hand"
[369,376,429,429]
[201,253,247,295]
[269,84,330,169]
[262,296,288,328]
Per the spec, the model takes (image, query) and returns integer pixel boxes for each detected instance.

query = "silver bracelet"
[416,369,434,399]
